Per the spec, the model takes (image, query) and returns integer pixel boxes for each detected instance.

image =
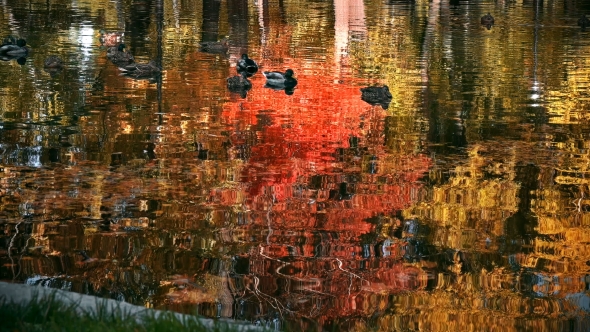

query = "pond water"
[1,0,590,330]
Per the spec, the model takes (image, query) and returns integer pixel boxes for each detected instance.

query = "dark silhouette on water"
[579,14,590,30]
[107,43,135,66]
[227,71,252,98]
[44,55,63,69]
[237,53,258,76]
[360,85,392,109]
[481,13,494,30]
[44,55,64,77]
[119,60,161,80]
[200,38,229,54]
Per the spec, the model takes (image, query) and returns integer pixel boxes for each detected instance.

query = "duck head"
[382,85,392,98]
[285,69,294,78]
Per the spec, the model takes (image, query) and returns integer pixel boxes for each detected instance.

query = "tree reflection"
[0,0,590,330]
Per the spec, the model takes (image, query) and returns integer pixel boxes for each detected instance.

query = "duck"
[578,14,590,30]
[481,13,494,29]
[107,43,135,65]
[0,38,28,57]
[44,55,63,69]
[43,55,63,76]
[263,69,297,88]
[237,54,258,75]
[227,71,252,98]
[227,71,252,90]
[99,30,124,47]
[360,85,392,109]
[119,60,161,79]
[200,38,229,53]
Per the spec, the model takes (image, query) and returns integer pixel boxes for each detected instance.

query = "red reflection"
[219,1,433,322]
[221,65,431,238]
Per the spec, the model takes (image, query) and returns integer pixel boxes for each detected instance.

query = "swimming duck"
[481,13,494,29]
[200,38,229,53]
[44,55,63,69]
[0,38,28,57]
[263,69,297,88]
[227,71,252,98]
[227,71,252,90]
[43,55,63,76]
[360,85,392,109]
[119,60,161,79]
[578,14,590,30]
[237,54,258,75]
[99,30,124,47]
[107,43,135,66]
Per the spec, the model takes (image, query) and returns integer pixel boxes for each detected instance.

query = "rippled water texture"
[1,0,590,330]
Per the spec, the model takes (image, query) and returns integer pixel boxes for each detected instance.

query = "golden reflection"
[1,0,590,330]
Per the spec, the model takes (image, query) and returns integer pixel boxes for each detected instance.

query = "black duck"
[360,85,392,109]
[237,53,258,75]
[200,38,229,54]
[119,60,161,79]
[481,13,494,29]
[107,43,135,66]
[44,55,63,69]
[227,71,252,98]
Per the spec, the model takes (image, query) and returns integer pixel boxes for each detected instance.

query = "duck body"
[0,38,28,57]
[237,54,258,75]
[227,71,252,98]
[44,55,63,68]
[200,38,229,54]
[119,60,161,79]
[579,14,590,29]
[361,85,392,109]
[263,69,297,88]
[107,43,135,66]
[227,71,252,90]
[481,13,494,29]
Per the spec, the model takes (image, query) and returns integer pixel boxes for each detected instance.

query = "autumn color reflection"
[1,0,590,331]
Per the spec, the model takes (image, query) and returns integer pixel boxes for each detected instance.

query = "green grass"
[0,294,260,332]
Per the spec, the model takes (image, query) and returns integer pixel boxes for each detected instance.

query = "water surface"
[1,0,589,330]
